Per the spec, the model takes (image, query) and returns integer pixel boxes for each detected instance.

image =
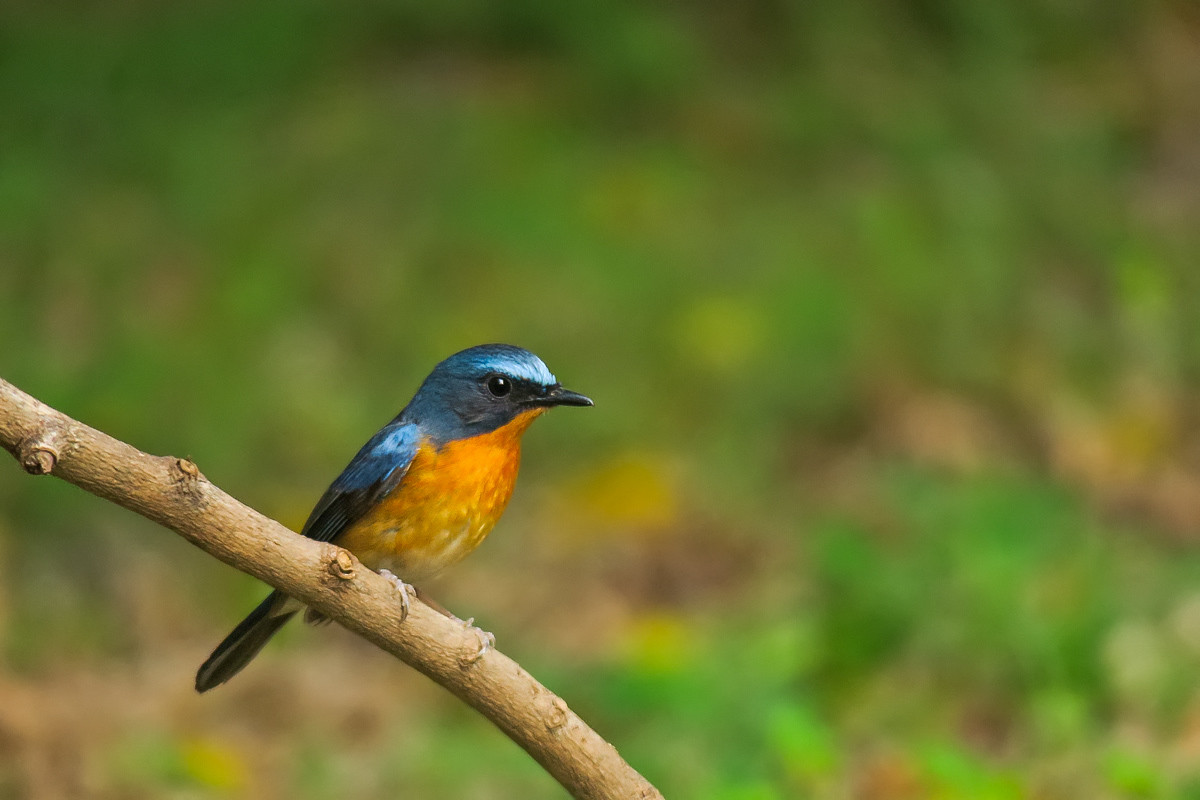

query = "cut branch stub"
[19,430,62,475]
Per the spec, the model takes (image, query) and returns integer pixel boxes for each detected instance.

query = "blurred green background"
[3,1,1200,798]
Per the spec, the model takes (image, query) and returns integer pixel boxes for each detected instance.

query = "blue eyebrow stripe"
[463,349,557,386]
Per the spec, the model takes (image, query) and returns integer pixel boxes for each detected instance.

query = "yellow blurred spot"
[675,295,764,373]
[181,737,248,792]
[623,613,695,674]
[1106,403,1172,472]
[572,455,678,529]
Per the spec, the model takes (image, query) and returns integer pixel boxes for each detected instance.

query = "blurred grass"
[3,1,1200,798]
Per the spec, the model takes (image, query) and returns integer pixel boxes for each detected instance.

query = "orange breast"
[336,408,545,581]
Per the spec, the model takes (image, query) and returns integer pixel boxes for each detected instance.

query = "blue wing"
[299,420,421,544]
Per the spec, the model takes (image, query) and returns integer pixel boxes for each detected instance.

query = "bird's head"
[404,344,592,444]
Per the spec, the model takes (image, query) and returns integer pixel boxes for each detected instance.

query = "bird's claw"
[459,617,495,665]
[378,569,412,624]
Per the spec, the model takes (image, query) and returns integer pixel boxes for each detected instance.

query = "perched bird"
[195,344,592,692]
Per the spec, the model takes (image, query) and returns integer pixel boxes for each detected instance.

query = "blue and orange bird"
[195,344,592,692]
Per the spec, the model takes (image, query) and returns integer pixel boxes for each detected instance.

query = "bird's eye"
[486,375,511,397]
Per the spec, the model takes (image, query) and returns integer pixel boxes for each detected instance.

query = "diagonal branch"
[0,376,662,800]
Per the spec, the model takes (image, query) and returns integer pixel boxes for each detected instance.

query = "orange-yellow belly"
[336,409,544,582]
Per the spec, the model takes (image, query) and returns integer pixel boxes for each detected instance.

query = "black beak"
[533,384,594,408]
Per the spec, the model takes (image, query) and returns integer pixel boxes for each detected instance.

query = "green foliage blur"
[3,1,1200,798]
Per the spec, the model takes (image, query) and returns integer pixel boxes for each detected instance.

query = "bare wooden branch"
[0,376,662,800]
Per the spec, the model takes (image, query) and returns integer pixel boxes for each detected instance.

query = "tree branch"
[0,376,662,800]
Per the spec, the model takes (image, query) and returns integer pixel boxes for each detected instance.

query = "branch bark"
[0,376,662,800]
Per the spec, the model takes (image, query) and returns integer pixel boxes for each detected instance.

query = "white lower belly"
[366,524,481,583]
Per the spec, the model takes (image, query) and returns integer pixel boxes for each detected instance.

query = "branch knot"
[545,696,570,732]
[326,545,356,581]
[18,429,62,475]
[170,457,206,504]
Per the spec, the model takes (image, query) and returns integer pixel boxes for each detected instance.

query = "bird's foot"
[459,617,495,665]
[378,569,413,624]
[404,585,492,663]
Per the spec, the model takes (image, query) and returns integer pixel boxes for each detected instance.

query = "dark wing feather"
[299,420,421,544]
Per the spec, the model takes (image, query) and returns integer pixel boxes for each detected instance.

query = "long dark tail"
[195,591,296,693]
